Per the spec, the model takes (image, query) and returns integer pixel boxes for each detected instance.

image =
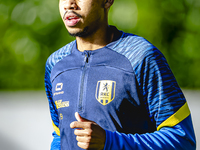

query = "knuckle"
[72,121,77,127]
[86,136,92,143]
[86,122,93,129]
[84,142,90,149]
[86,129,93,136]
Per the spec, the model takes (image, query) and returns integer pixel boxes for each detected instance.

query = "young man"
[45,0,196,149]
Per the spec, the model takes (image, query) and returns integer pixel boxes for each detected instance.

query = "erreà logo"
[54,83,64,96]
[95,80,116,106]
[55,83,63,91]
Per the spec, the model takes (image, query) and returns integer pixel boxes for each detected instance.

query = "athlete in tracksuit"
[45,26,196,150]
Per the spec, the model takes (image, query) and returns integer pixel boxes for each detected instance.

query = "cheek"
[82,4,103,19]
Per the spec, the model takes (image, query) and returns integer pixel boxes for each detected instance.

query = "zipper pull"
[84,51,90,63]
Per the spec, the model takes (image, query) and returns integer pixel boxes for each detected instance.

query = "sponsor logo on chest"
[54,82,69,109]
[55,100,69,109]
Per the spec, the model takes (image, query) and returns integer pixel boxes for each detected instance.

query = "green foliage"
[0,0,74,90]
[0,0,200,90]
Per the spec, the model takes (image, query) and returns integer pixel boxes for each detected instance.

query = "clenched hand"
[70,112,106,150]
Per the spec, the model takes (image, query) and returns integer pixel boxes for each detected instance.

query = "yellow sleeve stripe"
[157,102,190,131]
[52,121,60,136]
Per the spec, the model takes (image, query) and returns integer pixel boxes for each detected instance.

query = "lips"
[64,13,81,27]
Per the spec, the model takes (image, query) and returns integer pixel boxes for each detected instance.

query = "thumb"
[75,112,88,122]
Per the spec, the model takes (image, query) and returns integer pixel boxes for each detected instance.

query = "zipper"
[78,51,90,112]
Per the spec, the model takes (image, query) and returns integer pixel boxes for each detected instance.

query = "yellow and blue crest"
[95,80,116,105]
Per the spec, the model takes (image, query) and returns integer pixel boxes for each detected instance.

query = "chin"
[67,27,89,37]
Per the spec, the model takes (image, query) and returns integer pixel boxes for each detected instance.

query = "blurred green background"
[0,0,200,90]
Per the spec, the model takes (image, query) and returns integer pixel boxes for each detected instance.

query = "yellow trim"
[52,121,60,136]
[157,102,190,131]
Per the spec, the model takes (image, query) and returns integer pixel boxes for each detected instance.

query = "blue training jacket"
[45,27,196,150]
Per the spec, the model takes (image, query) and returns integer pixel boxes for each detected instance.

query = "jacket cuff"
[103,130,112,150]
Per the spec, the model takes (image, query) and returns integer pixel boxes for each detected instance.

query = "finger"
[75,112,82,122]
[77,141,102,150]
[75,112,89,122]
[70,121,93,129]
[77,142,90,150]
[76,135,92,143]
[74,128,92,136]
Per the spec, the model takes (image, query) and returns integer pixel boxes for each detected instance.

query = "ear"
[104,0,114,9]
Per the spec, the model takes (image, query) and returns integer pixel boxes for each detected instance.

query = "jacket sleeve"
[45,60,61,150]
[103,47,196,150]
[50,131,61,150]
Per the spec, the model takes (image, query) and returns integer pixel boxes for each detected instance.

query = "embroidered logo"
[55,100,69,109]
[59,113,63,120]
[95,80,116,105]
[54,83,64,96]
[56,83,63,91]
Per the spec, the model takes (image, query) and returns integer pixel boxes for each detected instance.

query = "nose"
[63,0,78,10]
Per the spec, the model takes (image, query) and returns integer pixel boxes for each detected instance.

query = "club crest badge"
[95,80,116,105]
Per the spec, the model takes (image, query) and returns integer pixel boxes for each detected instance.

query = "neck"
[76,25,114,52]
